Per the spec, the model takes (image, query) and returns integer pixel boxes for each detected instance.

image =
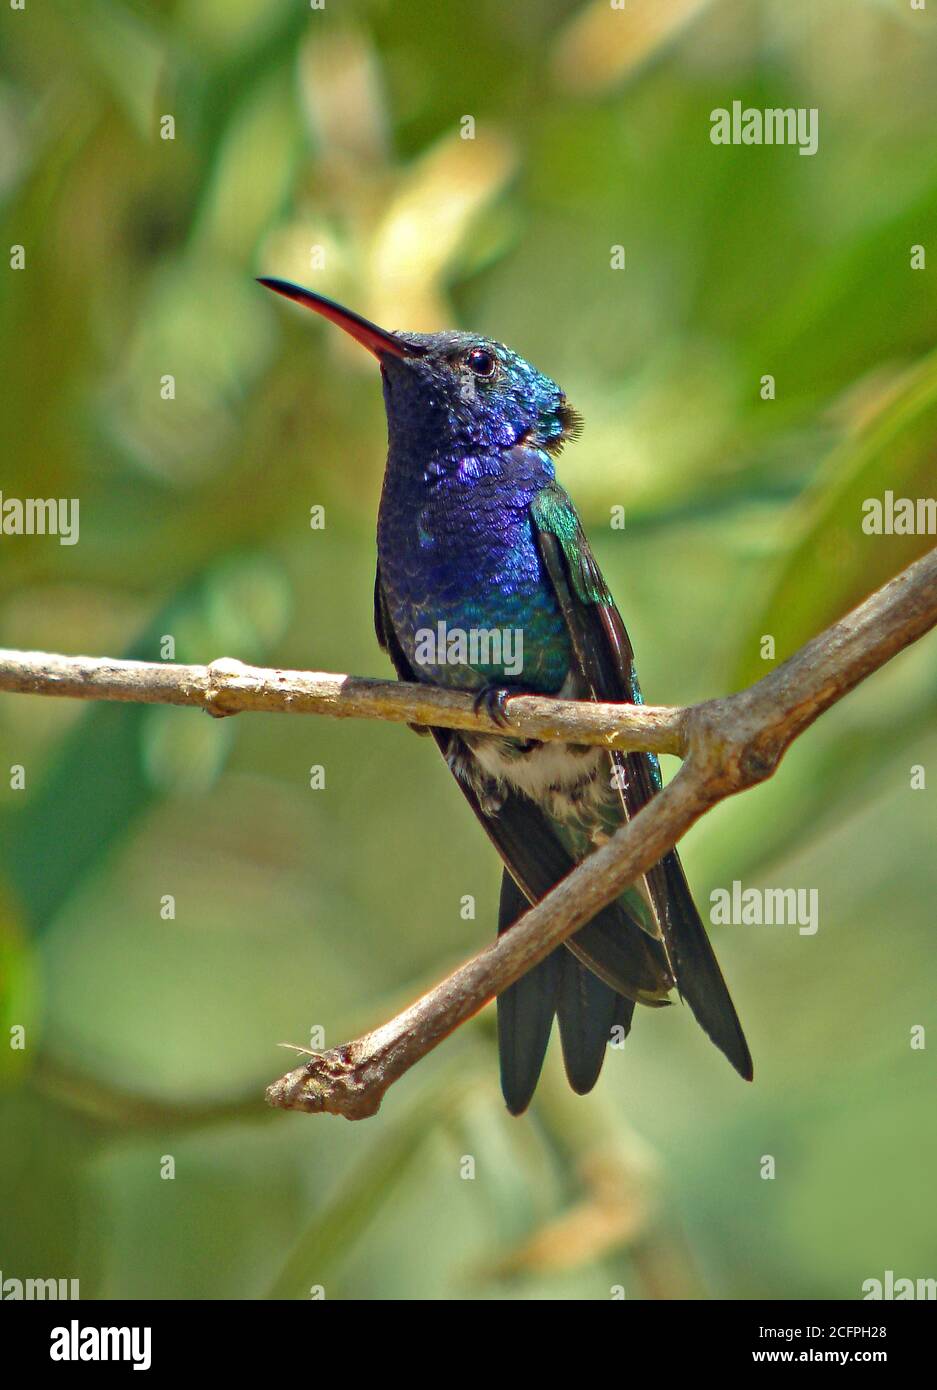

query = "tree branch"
[2,547,935,1119]
[0,649,685,756]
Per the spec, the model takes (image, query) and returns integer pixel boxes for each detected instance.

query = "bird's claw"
[474,684,515,729]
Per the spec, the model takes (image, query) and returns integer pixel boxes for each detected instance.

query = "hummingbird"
[259,277,752,1114]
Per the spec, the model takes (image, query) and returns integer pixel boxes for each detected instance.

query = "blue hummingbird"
[260,277,752,1114]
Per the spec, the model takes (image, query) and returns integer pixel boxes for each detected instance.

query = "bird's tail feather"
[496,869,636,1113]
[655,849,754,1081]
[496,871,560,1115]
[556,953,621,1095]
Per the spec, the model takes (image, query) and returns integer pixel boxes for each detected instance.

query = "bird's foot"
[473,684,516,729]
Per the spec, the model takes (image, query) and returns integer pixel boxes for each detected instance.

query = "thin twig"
[0,650,684,755]
[2,547,935,1119]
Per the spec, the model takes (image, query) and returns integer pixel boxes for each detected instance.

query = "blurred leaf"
[552,0,712,94]
[266,1083,452,1299]
[260,122,516,353]
[176,0,294,61]
[142,706,234,797]
[299,25,389,166]
[0,883,39,1082]
[193,71,300,260]
[104,257,277,484]
[368,128,517,330]
[487,1148,651,1277]
[57,0,165,137]
[732,350,937,689]
[1,555,290,932]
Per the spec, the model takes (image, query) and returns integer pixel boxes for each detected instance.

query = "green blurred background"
[1,0,936,1300]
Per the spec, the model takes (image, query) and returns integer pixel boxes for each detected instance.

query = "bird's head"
[258,279,581,463]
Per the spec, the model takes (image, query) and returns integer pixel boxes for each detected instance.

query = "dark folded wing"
[530,483,752,1081]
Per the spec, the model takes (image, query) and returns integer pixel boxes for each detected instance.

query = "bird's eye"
[465,347,496,378]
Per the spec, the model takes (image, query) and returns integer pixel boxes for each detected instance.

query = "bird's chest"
[377,472,570,693]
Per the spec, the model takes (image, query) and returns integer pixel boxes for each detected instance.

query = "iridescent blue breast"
[377,448,571,694]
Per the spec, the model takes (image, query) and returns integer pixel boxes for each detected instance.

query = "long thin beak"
[257,278,423,360]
